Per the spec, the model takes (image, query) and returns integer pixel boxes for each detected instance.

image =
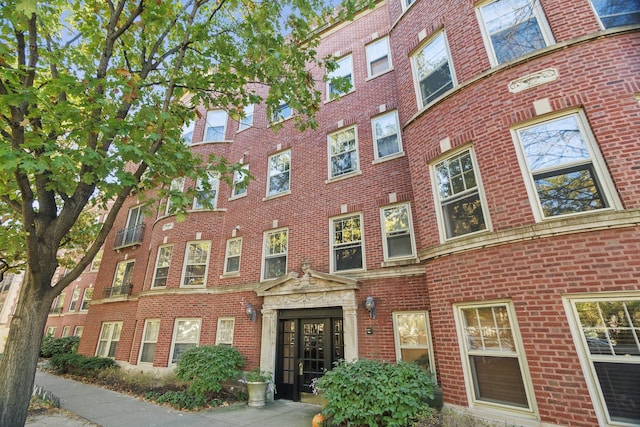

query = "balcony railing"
[113,223,145,249]
[102,284,133,299]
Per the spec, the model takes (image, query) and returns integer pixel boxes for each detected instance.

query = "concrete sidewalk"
[30,371,321,427]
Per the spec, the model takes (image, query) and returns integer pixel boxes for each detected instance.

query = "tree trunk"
[0,273,54,427]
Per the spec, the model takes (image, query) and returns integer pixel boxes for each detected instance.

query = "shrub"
[314,359,439,427]
[40,335,80,358]
[49,352,116,375]
[175,345,244,396]
[144,390,207,410]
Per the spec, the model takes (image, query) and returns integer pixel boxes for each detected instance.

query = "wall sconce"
[365,296,376,319]
[246,303,256,322]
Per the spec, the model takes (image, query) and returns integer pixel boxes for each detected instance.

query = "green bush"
[40,335,80,358]
[175,345,244,396]
[144,390,207,410]
[49,352,116,375]
[314,359,439,427]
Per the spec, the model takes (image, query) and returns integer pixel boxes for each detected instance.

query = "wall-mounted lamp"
[365,296,376,319]
[246,302,257,322]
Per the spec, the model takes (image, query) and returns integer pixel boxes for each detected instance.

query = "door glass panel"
[282,320,295,384]
[302,322,325,390]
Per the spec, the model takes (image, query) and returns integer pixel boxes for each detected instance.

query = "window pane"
[367,38,390,75]
[534,166,606,216]
[593,362,640,423]
[470,355,528,407]
[268,151,291,195]
[442,191,486,238]
[140,343,156,363]
[591,0,640,28]
[415,33,453,106]
[373,112,400,158]
[226,256,240,273]
[239,104,254,130]
[172,343,195,364]
[330,128,358,177]
[335,245,362,271]
[264,256,286,279]
[481,0,546,64]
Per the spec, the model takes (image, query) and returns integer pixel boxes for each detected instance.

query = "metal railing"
[113,223,145,249]
[102,284,133,299]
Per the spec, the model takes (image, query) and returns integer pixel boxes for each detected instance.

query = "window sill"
[220,272,240,279]
[236,126,253,133]
[365,67,394,82]
[190,140,232,146]
[324,88,356,104]
[381,257,419,268]
[187,208,227,213]
[372,151,405,164]
[325,170,362,184]
[228,193,247,201]
[263,190,291,201]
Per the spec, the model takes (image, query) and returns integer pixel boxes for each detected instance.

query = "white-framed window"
[181,241,210,287]
[512,110,619,221]
[411,31,456,109]
[224,237,242,275]
[454,301,536,414]
[238,104,254,131]
[564,293,640,426]
[381,203,417,261]
[401,0,415,12]
[169,318,201,365]
[151,245,173,288]
[328,126,359,179]
[111,260,135,295]
[372,111,402,160]
[271,101,292,123]
[393,311,435,374]
[216,317,235,346]
[366,37,392,77]
[139,319,160,364]
[181,119,195,145]
[231,165,249,199]
[68,288,81,312]
[46,326,56,337]
[331,213,364,273]
[432,147,490,240]
[90,249,103,272]
[165,177,185,215]
[96,321,123,358]
[590,0,640,29]
[61,326,71,337]
[204,110,227,142]
[267,150,291,197]
[51,294,65,314]
[119,205,144,247]
[262,228,288,280]
[476,0,554,66]
[192,173,220,210]
[73,326,84,337]
[80,288,93,311]
[327,54,354,99]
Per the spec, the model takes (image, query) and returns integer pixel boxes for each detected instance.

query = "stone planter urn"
[246,381,269,407]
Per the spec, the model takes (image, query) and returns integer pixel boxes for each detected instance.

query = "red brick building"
[70,1,640,425]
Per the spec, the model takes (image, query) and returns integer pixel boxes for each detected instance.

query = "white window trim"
[230,165,249,200]
[392,311,436,376]
[192,173,220,210]
[180,241,211,288]
[371,110,404,161]
[203,110,228,143]
[270,101,293,124]
[327,125,360,181]
[366,36,393,79]
[223,237,242,276]
[68,288,81,312]
[80,287,93,311]
[61,326,71,337]
[563,292,640,427]
[168,318,201,366]
[453,300,538,416]
[238,104,254,132]
[261,228,289,281]
[215,317,236,346]
[380,203,418,262]
[326,54,355,100]
[429,145,493,242]
[112,259,135,289]
[411,30,457,111]
[511,109,621,223]
[330,212,366,274]
[95,321,123,358]
[401,0,416,12]
[151,244,173,289]
[181,119,195,145]
[46,326,56,336]
[138,319,161,365]
[476,0,555,67]
[265,149,292,198]
[90,249,103,272]
[73,326,84,337]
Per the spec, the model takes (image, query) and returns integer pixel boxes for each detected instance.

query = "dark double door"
[275,308,344,401]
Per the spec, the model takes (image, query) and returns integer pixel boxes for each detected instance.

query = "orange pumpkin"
[312,413,325,427]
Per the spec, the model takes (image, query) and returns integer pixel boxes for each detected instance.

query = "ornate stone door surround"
[256,261,360,387]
